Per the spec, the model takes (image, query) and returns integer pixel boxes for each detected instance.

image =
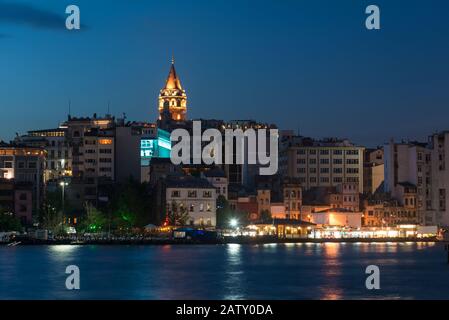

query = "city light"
[229,218,238,228]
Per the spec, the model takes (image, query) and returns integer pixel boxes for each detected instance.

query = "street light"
[60,181,69,224]
[229,218,238,228]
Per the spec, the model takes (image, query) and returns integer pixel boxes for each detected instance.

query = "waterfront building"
[63,115,115,208]
[165,175,217,227]
[0,143,45,218]
[250,219,315,239]
[282,177,302,220]
[307,208,363,229]
[279,135,365,192]
[363,147,384,194]
[428,131,449,226]
[256,188,271,217]
[331,183,360,212]
[16,127,72,182]
[384,139,432,225]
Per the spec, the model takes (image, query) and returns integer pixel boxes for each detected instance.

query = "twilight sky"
[0,0,448,147]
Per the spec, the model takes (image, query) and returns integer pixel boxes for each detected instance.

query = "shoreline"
[0,236,441,246]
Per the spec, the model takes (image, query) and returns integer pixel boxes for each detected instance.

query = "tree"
[108,180,153,229]
[81,203,107,233]
[0,207,22,232]
[167,201,190,226]
[40,195,65,235]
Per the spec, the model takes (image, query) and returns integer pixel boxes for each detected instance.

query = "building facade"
[165,176,217,227]
[280,136,365,192]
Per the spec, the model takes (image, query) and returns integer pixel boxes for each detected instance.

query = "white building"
[165,176,217,227]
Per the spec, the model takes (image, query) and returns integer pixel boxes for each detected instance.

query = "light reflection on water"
[0,242,447,300]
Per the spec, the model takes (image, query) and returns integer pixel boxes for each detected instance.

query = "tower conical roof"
[164,60,183,90]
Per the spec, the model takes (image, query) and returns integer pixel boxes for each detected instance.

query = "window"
[309,159,317,165]
[333,159,343,165]
[28,162,37,169]
[346,150,359,156]
[320,149,329,155]
[309,150,316,155]
[333,168,342,174]
[320,158,329,164]
[190,204,194,212]
[171,190,180,197]
[333,150,343,155]
[203,191,212,198]
[188,190,197,198]
[346,159,359,165]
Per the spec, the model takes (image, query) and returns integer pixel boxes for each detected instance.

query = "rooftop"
[165,175,215,189]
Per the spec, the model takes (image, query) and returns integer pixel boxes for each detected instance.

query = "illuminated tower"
[158,58,187,121]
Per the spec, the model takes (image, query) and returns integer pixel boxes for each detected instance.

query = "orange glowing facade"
[158,59,187,121]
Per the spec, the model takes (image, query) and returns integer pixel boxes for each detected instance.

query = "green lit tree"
[81,203,107,233]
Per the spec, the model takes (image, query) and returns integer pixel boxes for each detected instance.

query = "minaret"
[158,58,187,121]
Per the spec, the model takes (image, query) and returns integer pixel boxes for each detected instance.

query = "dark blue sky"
[1,0,448,146]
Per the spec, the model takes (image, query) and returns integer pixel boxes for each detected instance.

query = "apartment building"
[429,131,449,226]
[16,128,72,182]
[280,136,365,192]
[0,143,45,217]
[363,148,384,194]
[384,139,432,225]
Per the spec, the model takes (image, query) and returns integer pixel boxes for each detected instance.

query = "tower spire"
[158,58,187,122]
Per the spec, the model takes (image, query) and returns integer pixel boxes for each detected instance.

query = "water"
[0,242,448,300]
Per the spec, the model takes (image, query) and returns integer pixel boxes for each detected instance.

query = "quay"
[0,235,439,246]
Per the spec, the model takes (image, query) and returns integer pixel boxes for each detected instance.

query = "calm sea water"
[0,242,448,300]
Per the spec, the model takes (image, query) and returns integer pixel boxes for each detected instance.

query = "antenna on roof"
[68,99,72,119]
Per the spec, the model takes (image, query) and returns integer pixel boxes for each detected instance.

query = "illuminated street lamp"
[229,218,238,228]
[60,181,69,224]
